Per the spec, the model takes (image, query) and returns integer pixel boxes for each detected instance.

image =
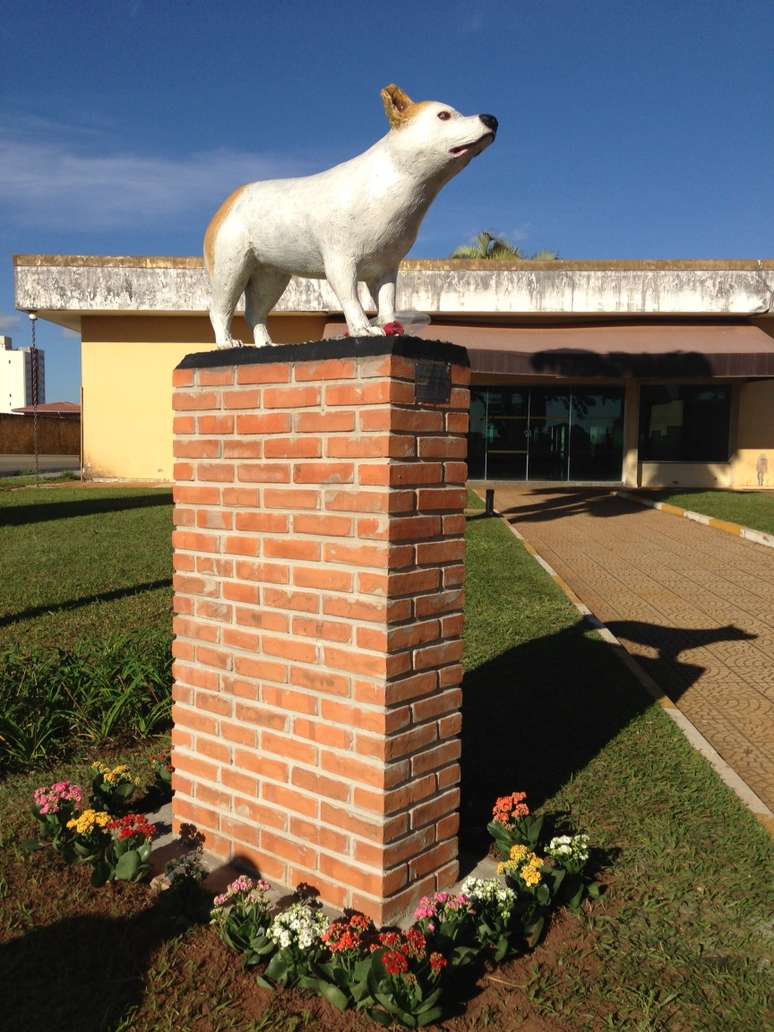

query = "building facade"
[1,335,45,415]
[13,256,774,487]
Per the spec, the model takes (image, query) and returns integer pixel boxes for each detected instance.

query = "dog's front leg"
[325,258,386,338]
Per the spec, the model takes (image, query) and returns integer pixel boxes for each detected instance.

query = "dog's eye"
[437,111,452,121]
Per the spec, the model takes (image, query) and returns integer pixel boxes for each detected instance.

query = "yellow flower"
[522,865,542,887]
[508,844,530,863]
[66,809,111,836]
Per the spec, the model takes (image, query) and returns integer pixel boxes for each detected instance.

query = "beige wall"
[730,379,774,488]
[81,314,326,480]
[639,460,734,489]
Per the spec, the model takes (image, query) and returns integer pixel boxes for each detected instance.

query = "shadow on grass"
[459,615,754,858]
[460,619,642,854]
[0,579,173,628]
[0,493,172,527]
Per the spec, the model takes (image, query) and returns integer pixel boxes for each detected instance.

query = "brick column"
[170,337,470,923]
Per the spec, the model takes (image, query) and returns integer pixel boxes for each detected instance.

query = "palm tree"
[449,231,557,261]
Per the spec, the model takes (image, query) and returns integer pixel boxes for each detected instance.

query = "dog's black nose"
[479,114,498,133]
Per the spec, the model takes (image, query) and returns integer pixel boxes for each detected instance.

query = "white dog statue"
[203,84,497,347]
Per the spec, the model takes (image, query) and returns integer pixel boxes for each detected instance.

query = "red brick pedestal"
[170,336,470,923]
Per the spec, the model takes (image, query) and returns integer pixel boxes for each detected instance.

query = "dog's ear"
[381,84,414,128]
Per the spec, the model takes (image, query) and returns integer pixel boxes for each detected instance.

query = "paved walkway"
[493,486,774,810]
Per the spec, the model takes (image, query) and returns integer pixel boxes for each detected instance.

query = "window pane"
[639,385,730,461]
[485,388,528,480]
[529,389,570,480]
[468,389,487,478]
[570,389,624,480]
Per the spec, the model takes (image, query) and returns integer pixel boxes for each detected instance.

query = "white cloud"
[0,124,309,230]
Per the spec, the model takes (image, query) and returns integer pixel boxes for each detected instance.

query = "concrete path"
[492,486,774,810]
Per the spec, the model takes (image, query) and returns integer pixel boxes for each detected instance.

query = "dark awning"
[323,320,774,378]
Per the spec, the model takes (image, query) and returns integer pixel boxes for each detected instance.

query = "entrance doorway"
[469,386,624,481]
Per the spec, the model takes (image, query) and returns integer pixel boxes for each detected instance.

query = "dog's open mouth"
[449,132,495,157]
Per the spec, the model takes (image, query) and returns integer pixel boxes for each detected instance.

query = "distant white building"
[0,336,45,414]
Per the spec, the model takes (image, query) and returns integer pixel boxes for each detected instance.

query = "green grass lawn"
[641,488,774,536]
[0,488,771,1030]
[0,485,173,649]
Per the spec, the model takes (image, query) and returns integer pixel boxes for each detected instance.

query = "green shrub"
[0,631,172,774]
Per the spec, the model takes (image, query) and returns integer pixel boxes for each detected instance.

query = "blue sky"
[2,0,772,401]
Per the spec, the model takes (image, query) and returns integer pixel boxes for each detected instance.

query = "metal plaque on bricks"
[415,360,451,404]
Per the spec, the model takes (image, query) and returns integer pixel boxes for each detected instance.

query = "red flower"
[322,912,375,954]
[107,813,155,841]
[383,321,405,336]
[430,952,447,973]
[382,950,410,976]
[349,913,373,933]
[404,927,427,956]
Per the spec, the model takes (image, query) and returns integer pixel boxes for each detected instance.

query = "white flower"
[268,901,329,951]
[546,833,590,865]
[460,876,517,920]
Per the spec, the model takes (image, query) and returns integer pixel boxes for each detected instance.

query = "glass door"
[526,390,571,480]
[569,389,625,481]
[467,386,624,482]
[484,388,529,480]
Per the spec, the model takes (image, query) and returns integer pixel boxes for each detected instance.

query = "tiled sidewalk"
[493,486,774,810]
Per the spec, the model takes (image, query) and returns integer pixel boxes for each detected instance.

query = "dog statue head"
[380,83,497,180]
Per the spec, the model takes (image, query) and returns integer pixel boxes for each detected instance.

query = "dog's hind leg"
[366,270,398,327]
[208,260,251,348]
[243,269,291,347]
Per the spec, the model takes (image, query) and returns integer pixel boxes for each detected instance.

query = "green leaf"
[417,1007,444,1027]
[316,980,349,1011]
[255,974,274,990]
[486,820,513,856]
[418,988,442,1010]
[114,849,141,881]
[523,915,545,948]
[264,950,291,984]
[21,838,41,853]
[366,1009,393,1027]
[91,860,110,887]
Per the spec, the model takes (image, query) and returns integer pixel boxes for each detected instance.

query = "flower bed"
[205,789,602,1028]
[27,769,603,1029]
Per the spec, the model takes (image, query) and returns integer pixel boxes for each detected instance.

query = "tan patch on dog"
[380,84,431,129]
[204,185,247,271]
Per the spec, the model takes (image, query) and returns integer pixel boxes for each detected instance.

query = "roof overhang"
[12,255,774,376]
[318,320,774,379]
[14,255,774,329]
